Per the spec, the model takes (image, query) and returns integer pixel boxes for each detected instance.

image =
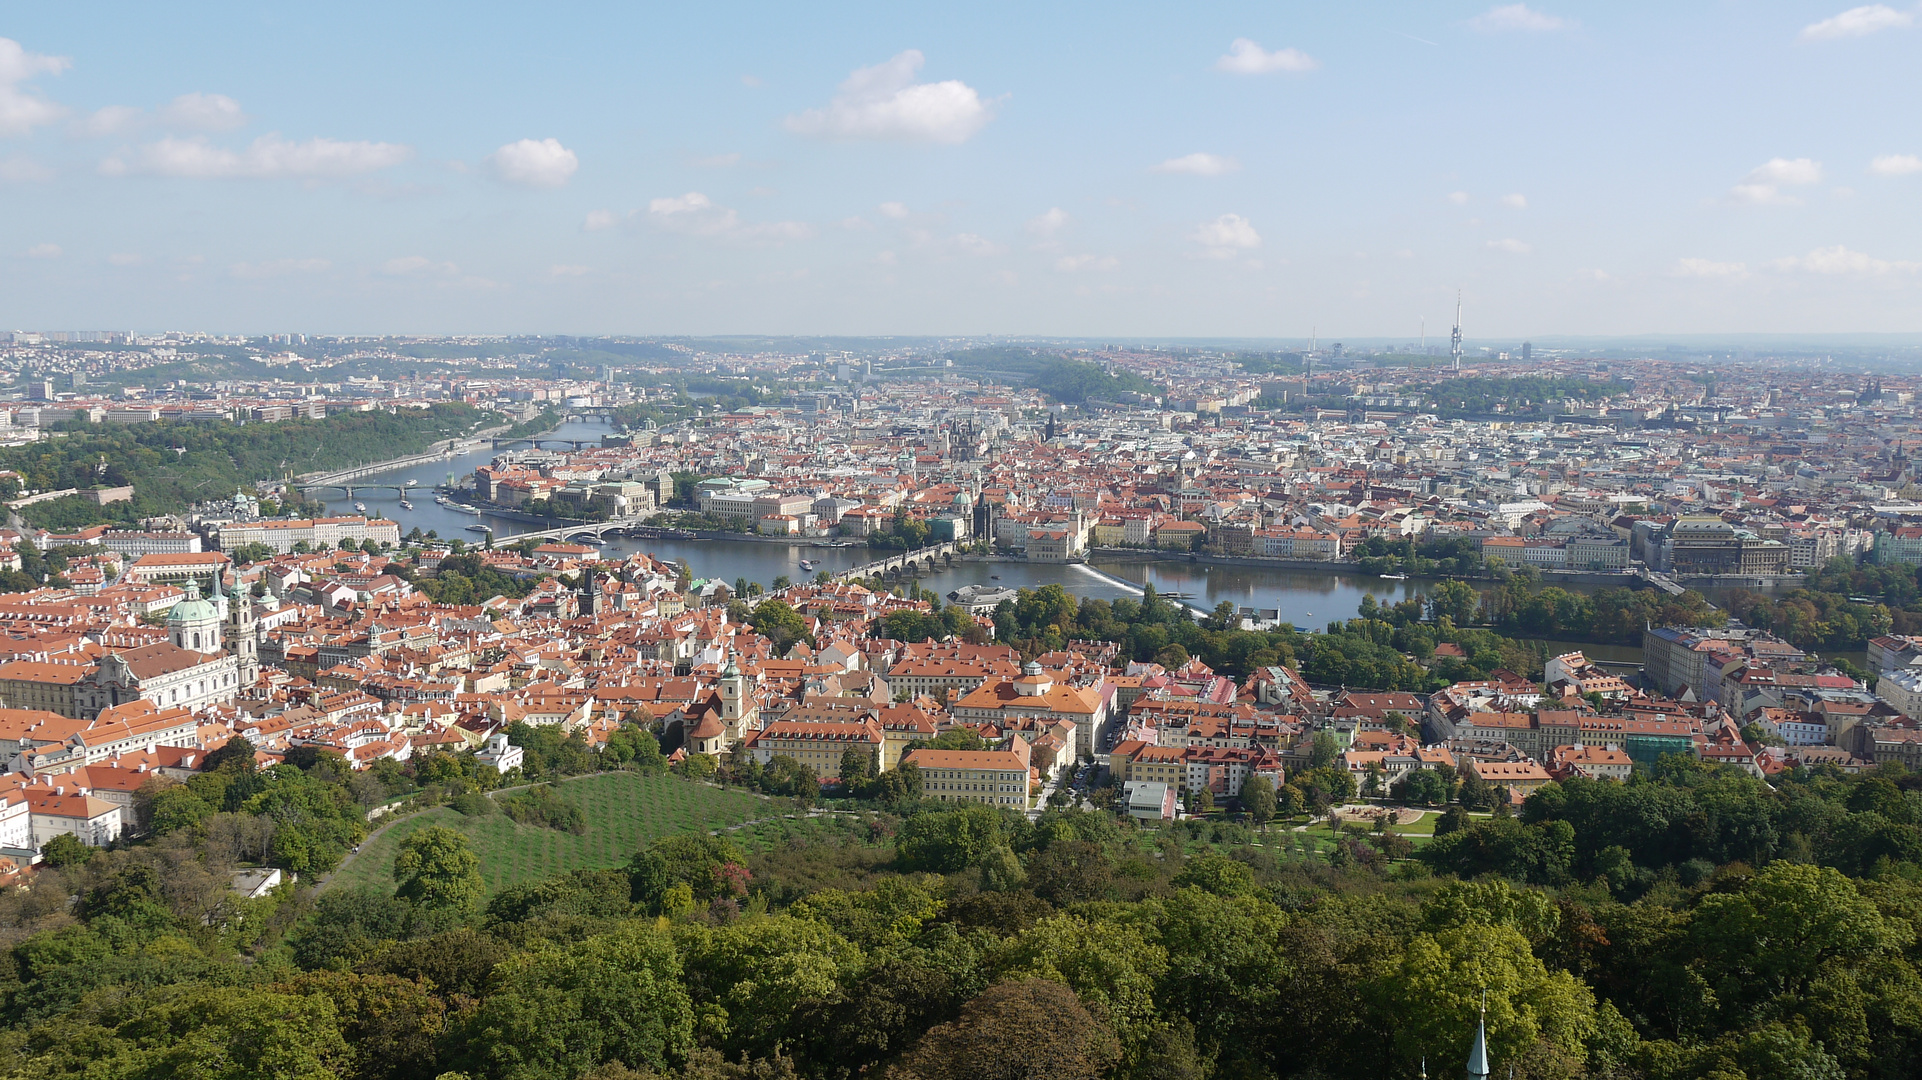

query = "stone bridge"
[831,542,961,582]
[292,483,420,498]
[485,519,657,545]
[486,437,606,451]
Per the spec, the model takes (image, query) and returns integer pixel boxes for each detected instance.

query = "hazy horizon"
[4,2,1922,338]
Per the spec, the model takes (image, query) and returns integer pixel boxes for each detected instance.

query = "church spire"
[1466,992,1490,1080]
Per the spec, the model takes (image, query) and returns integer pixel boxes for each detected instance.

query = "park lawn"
[324,773,768,897]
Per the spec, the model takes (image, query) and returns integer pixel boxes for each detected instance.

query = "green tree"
[1392,768,1451,806]
[1171,853,1257,897]
[392,825,484,913]
[464,925,696,1080]
[1241,774,1277,828]
[896,805,1007,872]
[749,599,811,656]
[1428,579,1481,626]
[1310,730,1341,770]
[1371,921,1602,1073]
[683,915,862,1056]
[628,834,750,911]
[890,979,1121,1080]
[39,833,91,868]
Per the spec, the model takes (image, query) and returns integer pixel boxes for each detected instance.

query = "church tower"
[222,569,259,686]
[1466,994,1490,1080]
[718,652,756,740]
[167,578,222,654]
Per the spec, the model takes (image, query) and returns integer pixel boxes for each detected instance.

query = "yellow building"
[743,719,883,777]
[902,747,1034,809]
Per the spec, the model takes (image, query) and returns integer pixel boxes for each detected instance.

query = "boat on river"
[798,559,816,572]
[397,500,414,511]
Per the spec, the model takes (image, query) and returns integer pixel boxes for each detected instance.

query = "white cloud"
[0,37,70,137]
[879,201,910,219]
[951,233,1004,257]
[694,152,741,167]
[583,209,620,231]
[549,264,590,277]
[0,38,67,83]
[1751,157,1824,185]
[646,191,812,243]
[25,243,59,259]
[1872,154,1922,176]
[1673,257,1748,278]
[1446,191,1469,205]
[1729,157,1823,204]
[1152,152,1240,176]
[158,92,247,131]
[1800,5,1913,40]
[488,137,578,189]
[1501,193,1527,208]
[1213,38,1319,74]
[784,50,992,143]
[107,252,143,266]
[1055,253,1118,272]
[1485,238,1532,254]
[736,220,816,242]
[650,191,730,231]
[1026,207,1069,236]
[76,105,142,137]
[1469,4,1575,31]
[381,255,458,276]
[0,156,51,182]
[1769,245,1922,275]
[1191,213,1262,258]
[104,134,412,179]
[231,257,330,278]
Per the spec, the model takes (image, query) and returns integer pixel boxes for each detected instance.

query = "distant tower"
[1521,341,1532,363]
[1450,291,1465,374]
[223,570,259,685]
[580,570,602,616]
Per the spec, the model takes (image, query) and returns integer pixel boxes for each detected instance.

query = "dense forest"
[11,739,1922,1080]
[1427,376,1631,418]
[1722,558,1912,651]
[943,349,1161,404]
[0,404,494,530]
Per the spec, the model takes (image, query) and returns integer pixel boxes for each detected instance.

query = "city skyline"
[3,2,1922,336]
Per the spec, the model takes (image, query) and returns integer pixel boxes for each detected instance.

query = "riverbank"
[1086,546,1658,588]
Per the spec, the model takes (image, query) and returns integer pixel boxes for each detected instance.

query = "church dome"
[167,580,219,626]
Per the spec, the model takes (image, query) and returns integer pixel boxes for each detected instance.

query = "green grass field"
[323,773,768,896]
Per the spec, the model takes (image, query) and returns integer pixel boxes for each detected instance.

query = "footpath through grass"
[324,772,767,896]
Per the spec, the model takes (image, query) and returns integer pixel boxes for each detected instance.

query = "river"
[330,420,1661,641]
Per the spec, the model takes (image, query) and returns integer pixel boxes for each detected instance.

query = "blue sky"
[2,2,1920,338]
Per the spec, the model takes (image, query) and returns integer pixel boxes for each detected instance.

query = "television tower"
[1449,290,1464,374]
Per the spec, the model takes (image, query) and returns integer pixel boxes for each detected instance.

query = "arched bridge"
[831,542,961,582]
[483,519,641,545]
[292,483,420,498]
[486,437,607,451]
